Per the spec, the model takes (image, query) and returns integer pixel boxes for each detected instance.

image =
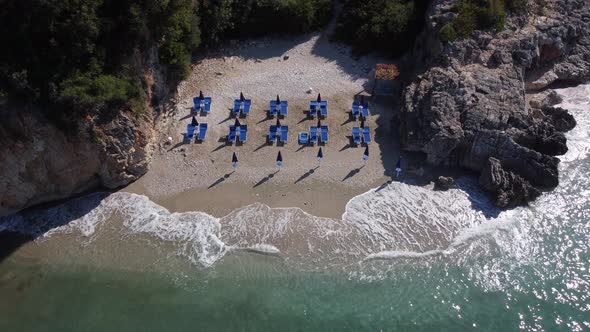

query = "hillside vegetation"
[0,0,331,119]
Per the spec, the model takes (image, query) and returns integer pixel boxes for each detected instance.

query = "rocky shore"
[0,48,167,216]
[400,0,589,207]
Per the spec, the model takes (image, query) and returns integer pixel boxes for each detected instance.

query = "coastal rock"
[399,0,588,207]
[0,47,165,217]
[479,158,541,208]
[434,176,455,190]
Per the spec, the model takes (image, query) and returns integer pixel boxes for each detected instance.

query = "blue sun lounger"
[187,124,196,140]
[352,102,360,119]
[243,99,251,115]
[228,125,237,142]
[233,100,241,115]
[352,127,361,144]
[319,101,328,118]
[320,125,329,143]
[198,123,208,141]
[299,132,309,144]
[362,126,371,144]
[279,125,289,143]
[269,125,278,142]
[269,100,278,117]
[361,102,369,117]
[239,125,248,142]
[193,97,202,111]
[309,126,318,144]
[203,97,212,113]
[280,101,288,116]
[309,101,318,117]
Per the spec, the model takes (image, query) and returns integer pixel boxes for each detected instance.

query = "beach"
[124,32,403,218]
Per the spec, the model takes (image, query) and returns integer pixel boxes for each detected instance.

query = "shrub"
[59,73,139,108]
[440,23,458,42]
[334,0,428,57]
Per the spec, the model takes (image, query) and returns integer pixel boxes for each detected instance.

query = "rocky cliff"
[400,0,588,207]
[0,47,167,216]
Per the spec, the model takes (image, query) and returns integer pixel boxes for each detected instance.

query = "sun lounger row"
[270,100,288,117]
[269,125,289,143]
[352,101,370,119]
[228,125,248,143]
[187,123,208,141]
[194,96,212,113]
[352,126,371,144]
[299,126,329,144]
[309,101,328,118]
[233,99,251,116]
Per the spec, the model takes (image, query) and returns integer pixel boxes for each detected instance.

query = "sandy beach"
[123,32,402,218]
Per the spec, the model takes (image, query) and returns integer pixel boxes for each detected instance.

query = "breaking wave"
[1,84,589,274]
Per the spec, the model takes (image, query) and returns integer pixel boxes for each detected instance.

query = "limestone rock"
[434,176,455,190]
[399,0,588,207]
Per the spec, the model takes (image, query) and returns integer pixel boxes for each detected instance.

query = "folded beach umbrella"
[317,147,323,162]
[277,150,283,168]
[317,93,322,103]
[276,95,281,104]
[395,157,402,177]
[276,117,282,128]
[232,152,238,168]
[360,117,365,129]
[191,116,199,127]
[199,90,204,100]
[240,92,245,102]
[363,146,369,161]
[234,118,241,128]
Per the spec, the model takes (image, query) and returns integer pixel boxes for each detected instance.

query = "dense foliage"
[440,0,528,43]
[0,0,198,115]
[334,0,429,57]
[199,0,333,44]
[0,0,333,117]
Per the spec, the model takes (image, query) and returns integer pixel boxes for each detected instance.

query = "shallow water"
[0,84,589,331]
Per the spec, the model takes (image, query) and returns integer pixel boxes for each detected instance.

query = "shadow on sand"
[253,170,280,188]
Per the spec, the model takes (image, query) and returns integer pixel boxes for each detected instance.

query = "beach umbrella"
[317,147,323,163]
[232,152,238,168]
[240,92,245,102]
[317,118,322,129]
[317,93,322,103]
[363,146,369,161]
[395,157,402,177]
[234,118,241,128]
[276,95,281,104]
[360,117,365,129]
[277,150,283,168]
[199,90,204,100]
[191,116,199,127]
[360,95,365,106]
[276,117,282,128]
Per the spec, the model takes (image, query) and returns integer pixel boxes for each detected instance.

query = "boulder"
[479,158,541,208]
[434,176,455,190]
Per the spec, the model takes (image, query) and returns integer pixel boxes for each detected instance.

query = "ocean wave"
[1,85,589,272]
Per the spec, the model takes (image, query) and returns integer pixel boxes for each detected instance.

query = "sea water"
[0,84,588,331]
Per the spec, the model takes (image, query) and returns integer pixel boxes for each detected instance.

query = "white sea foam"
[2,84,588,271]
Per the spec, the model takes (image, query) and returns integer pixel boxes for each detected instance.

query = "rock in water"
[479,158,542,208]
[434,176,455,191]
[398,0,589,207]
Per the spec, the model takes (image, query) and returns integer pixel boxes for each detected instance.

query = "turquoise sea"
[0,85,588,331]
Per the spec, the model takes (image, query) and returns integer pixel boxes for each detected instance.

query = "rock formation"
[0,47,167,216]
[400,0,589,207]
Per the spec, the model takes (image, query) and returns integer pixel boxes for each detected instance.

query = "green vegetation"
[441,0,528,43]
[199,0,333,44]
[334,0,429,57]
[0,0,198,116]
[0,0,332,120]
